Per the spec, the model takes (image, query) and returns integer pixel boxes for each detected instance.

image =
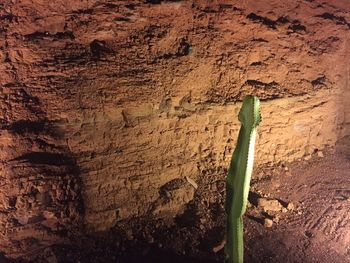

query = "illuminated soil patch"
[2,143,345,263]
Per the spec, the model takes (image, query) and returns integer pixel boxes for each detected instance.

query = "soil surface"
[2,0,350,258]
[3,137,348,263]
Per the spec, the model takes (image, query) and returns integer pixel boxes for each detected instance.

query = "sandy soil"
[2,137,345,262]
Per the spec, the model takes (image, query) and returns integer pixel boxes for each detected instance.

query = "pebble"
[264,218,273,228]
[257,198,283,212]
[304,155,312,161]
[317,151,324,158]
[185,176,198,189]
[287,202,295,211]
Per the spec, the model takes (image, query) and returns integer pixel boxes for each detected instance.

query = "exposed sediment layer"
[0,0,349,259]
[74,88,345,232]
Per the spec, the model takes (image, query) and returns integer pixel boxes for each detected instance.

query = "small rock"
[305,231,313,238]
[185,176,198,189]
[287,202,295,211]
[257,198,283,212]
[213,239,226,253]
[282,207,288,213]
[297,210,302,215]
[317,151,324,158]
[284,166,289,171]
[304,155,312,161]
[264,218,273,228]
[273,215,280,223]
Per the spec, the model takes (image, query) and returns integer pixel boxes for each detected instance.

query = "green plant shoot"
[225,96,261,263]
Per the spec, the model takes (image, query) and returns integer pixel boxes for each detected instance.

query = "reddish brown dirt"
[1,0,350,261]
[244,141,350,263]
[2,139,347,262]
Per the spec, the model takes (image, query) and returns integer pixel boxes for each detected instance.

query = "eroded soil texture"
[1,0,350,258]
[3,137,346,263]
[1,0,350,261]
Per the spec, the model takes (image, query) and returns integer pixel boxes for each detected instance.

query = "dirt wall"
[0,0,349,259]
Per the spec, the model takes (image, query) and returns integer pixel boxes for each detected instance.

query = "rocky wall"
[0,0,349,259]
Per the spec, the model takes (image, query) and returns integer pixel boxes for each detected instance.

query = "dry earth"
[2,138,348,262]
[0,0,350,260]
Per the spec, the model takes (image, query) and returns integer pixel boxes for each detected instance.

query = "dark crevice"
[177,38,191,56]
[288,20,306,32]
[104,3,118,9]
[252,38,269,43]
[248,191,263,207]
[25,31,75,41]
[0,13,16,22]
[90,39,114,59]
[316,12,350,29]
[11,152,75,166]
[248,13,307,32]
[276,16,290,24]
[247,214,265,225]
[146,0,162,4]
[311,75,326,87]
[247,13,277,29]
[3,120,45,134]
[2,120,65,138]
[250,61,263,66]
[114,17,131,22]
[146,0,182,4]
[218,4,233,10]
[72,8,94,14]
[202,7,218,13]
[125,4,136,10]
[245,79,279,88]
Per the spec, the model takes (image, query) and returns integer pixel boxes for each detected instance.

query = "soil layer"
[3,137,346,263]
[1,0,350,259]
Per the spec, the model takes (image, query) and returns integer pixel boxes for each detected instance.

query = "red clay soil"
[1,0,350,262]
[1,138,346,263]
[244,140,350,263]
